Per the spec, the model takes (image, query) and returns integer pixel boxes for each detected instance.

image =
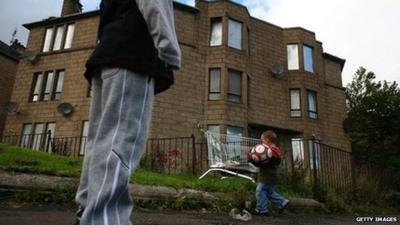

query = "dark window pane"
[228,70,241,102]
[303,45,314,73]
[228,19,242,49]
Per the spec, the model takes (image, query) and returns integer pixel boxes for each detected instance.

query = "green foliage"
[345,67,400,171]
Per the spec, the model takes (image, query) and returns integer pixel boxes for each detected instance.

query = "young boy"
[250,130,290,216]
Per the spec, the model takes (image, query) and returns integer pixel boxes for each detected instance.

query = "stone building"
[2,0,350,160]
[0,40,21,136]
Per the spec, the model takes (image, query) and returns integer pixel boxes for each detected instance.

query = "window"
[228,19,242,49]
[226,126,243,159]
[290,89,301,117]
[45,123,56,153]
[20,124,33,148]
[303,45,314,73]
[247,75,250,106]
[228,70,242,102]
[30,70,65,102]
[309,139,321,170]
[42,27,54,52]
[20,122,55,151]
[209,69,221,100]
[64,24,75,49]
[41,23,75,52]
[291,138,304,167]
[54,70,64,100]
[307,90,318,119]
[210,18,222,46]
[207,125,220,134]
[53,26,65,51]
[31,73,44,102]
[287,44,299,70]
[32,123,45,150]
[43,71,55,101]
[80,120,89,155]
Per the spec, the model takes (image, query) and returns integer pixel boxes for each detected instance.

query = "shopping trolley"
[199,131,260,183]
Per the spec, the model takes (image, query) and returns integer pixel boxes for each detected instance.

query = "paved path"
[0,205,398,225]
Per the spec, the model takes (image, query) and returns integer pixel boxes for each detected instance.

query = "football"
[249,144,273,164]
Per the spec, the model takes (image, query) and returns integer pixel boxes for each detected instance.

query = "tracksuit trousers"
[75,67,154,225]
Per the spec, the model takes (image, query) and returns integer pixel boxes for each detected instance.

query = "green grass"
[0,144,82,177]
[0,143,310,196]
[1,143,397,213]
[0,143,256,193]
[132,168,256,193]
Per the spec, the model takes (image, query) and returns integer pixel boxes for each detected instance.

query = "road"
[0,204,398,225]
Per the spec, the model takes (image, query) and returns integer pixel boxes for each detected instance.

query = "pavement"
[1,204,397,225]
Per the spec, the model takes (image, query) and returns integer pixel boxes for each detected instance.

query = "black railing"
[281,138,354,200]
[1,133,398,202]
[0,132,87,157]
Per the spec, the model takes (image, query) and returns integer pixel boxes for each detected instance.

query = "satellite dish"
[271,64,284,79]
[57,103,74,116]
[4,101,19,114]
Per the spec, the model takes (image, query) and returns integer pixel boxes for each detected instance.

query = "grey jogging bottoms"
[75,68,154,225]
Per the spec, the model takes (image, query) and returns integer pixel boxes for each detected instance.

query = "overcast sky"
[0,0,399,86]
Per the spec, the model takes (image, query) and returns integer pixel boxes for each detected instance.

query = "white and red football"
[249,144,273,164]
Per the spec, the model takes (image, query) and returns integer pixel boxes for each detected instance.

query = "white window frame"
[210,18,222,46]
[290,89,301,117]
[42,27,54,52]
[287,44,299,70]
[42,23,75,52]
[80,120,89,155]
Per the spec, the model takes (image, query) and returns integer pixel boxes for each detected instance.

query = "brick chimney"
[61,0,82,16]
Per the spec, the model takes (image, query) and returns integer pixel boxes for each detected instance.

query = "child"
[249,130,290,216]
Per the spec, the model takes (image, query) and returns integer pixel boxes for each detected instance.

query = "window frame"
[291,137,305,167]
[30,72,44,102]
[228,18,243,50]
[306,90,318,119]
[80,120,89,155]
[308,139,321,170]
[227,69,242,103]
[20,123,33,148]
[41,23,75,53]
[303,44,314,73]
[208,68,221,101]
[42,27,55,53]
[29,69,65,102]
[287,44,300,70]
[210,17,223,47]
[53,70,65,101]
[42,71,55,101]
[64,23,75,49]
[289,88,302,117]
